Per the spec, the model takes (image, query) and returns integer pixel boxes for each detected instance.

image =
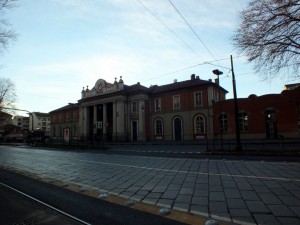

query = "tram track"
[0,181,91,225]
[0,168,188,225]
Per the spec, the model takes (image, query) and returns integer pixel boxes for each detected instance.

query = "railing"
[15,135,300,152]
[206,138,300,152]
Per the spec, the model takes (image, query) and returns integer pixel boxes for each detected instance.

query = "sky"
[1,0,298,116]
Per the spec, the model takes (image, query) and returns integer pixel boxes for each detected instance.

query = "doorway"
[132,120,138,141]
[173,117,182,141]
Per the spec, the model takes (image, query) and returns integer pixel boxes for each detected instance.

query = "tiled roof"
[33,112,50,117]
[124,83,149,93]
[150,78,228,94]
[49,103,79,113]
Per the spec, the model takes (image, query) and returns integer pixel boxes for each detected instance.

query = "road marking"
[75,159,300,182]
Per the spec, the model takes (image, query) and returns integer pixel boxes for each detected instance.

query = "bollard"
[98,193,109,199]
[205,219,219,225]
[158,208,171,216]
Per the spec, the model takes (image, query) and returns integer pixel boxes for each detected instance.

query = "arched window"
[155,119,163,135]
[194,115,205,134]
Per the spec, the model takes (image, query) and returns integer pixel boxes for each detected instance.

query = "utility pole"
[230,55,242,151]
[212,69,224,150]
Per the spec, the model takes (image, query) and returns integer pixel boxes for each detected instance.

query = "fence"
[206,138,300,152]
[38,136,300,152]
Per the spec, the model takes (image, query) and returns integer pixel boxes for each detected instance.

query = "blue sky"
[1,0,297,116]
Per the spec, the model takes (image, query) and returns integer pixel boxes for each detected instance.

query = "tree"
[0,0,17,53]
[0,78,16,110]
[233,0,300,80]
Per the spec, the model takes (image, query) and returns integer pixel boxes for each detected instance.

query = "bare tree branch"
[0,0,17,53]
[233,0,300,80]
[0,78,16,110]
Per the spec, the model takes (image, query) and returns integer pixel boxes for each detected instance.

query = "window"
[155,119,163,135]
[194,115,205,134]
[214,91,219,102]
[220,114,228,133]
[53,125,56,136]
[239,112,248,132]
[173,95,180,110]
[155,98,161,112]
[265,109,277,138]
[194,92,202,107]
[73,124,77,136]
[132,101,138,113]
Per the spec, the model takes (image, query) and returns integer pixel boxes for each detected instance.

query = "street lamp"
[212,69,224,150]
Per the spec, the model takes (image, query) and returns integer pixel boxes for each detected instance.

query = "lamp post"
[212,69,224,150]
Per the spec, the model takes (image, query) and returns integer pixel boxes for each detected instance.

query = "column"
[117,101,125,141]
[93,105,97,135]
[113,102,117,139]
[138,100,145,141]
[103,103,107,136]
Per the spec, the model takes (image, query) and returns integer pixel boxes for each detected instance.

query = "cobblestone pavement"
[0,145,300,225]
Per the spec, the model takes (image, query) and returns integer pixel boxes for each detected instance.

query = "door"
[132,121,138,141]
[174,117,182,141]
[265,110,278,139]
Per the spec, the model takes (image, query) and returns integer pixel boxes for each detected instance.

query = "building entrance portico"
[85,103,114,142]
[78,78,146,142]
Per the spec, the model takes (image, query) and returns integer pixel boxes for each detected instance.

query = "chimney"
[196,76,200,80]
[191,74,195,80]
[174,79,177,83]
[215,78,219,85]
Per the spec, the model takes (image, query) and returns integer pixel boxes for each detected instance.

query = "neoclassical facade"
[79,77,150,142]
[50,75,227,142]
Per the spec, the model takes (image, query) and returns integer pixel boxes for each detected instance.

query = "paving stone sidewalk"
[0,146,300,225]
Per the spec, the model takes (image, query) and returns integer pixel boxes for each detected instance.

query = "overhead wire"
[141,57,232,83]
[136,0,204,61]
[168,0,219,63]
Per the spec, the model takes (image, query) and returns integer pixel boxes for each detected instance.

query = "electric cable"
[136,0,204,61]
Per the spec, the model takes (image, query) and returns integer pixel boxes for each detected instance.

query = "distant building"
[50,104,79,143]
[29,112,51,136]
[213,86,300,139]
[284,83,300,90]
[12,116,29,131]
[0,111,13,139]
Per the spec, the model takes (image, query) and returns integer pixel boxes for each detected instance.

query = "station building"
[50,75,227,142]
[213,84,300,140]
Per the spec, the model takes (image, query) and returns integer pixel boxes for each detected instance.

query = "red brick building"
[50,76,299,143]
[50,103,79,143]
[50,75,227,142]
[213,85,300,140]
